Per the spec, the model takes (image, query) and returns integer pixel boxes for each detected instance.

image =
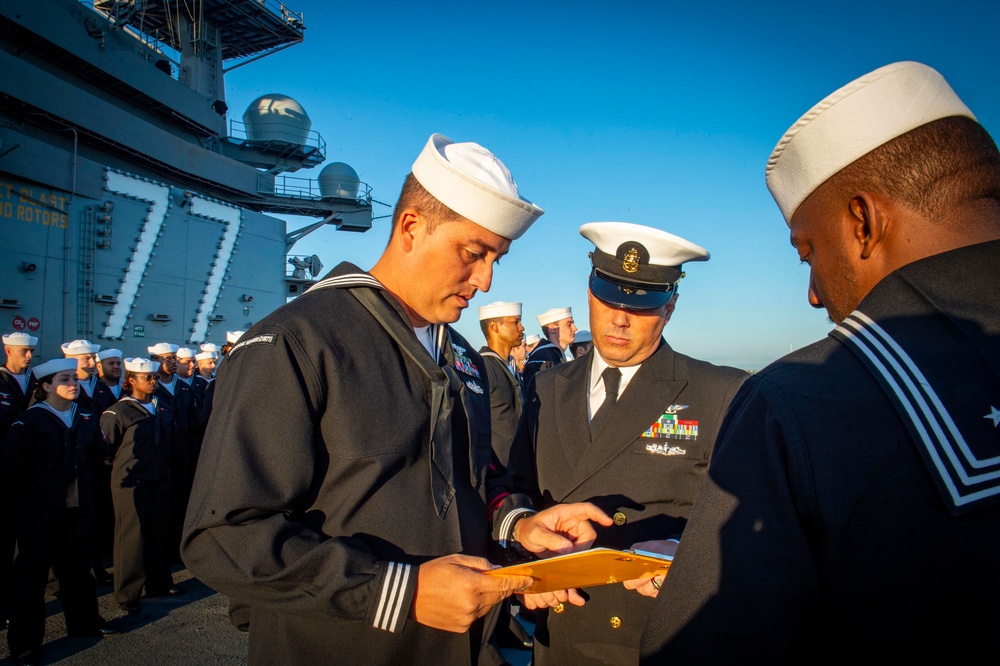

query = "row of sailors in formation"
[495,305,593,386]
[0,329,245,661]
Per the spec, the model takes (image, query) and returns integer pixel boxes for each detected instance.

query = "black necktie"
[590,367,622,438]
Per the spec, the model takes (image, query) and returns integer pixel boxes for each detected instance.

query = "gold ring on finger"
[553,602,565,613]
[652,577,662,591]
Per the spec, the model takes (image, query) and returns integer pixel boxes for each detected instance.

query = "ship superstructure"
[0,0,373,359]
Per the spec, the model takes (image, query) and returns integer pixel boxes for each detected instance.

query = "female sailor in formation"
[100,357,180,615]
[4,358,120,666]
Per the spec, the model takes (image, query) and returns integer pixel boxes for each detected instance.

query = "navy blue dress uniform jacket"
[101,397,174,486]
[479,348,523,469]
[521,342,565,389]
[0,369,32,431]
[511,340,746,665]
[73,378,116,416]
[640,240,1000,662]
[4,404,106,510]
[182,263,531,666]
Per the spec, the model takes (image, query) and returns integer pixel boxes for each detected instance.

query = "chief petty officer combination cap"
[61,339,101,355]
[537,307,572,327]
[97,348,123,361]
[124,357,160,374]
[580,221,710,311]
[3,332,37,347]
[411,133,544,241]
[766,61,975,225]
[147,342,179,356]
[478,301,522,321]
[31,358,79,380]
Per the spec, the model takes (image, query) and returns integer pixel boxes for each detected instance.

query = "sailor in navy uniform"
[641,62,1000,663]
[477,301,536,655]
[61,340,115,414]
[510,222,747,666]
[190,351,215,405]
[183,133,612,666]
[147,342,194,562]
[96,349,125,409]
[522,307,577,388]
[198,343,222,378]
[5,359,120,664]
[175,348,198,394]
[0,332,37,630]
[93,348,126,582]
[189,350,217,469]
[1,333,36,416]
[477,301,526,468]
[101,357,179,613]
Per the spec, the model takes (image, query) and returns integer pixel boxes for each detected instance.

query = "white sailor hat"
[2,332,37,347]
[478,301,522,321]
[147,342,179,356]
[537,307,572,327]
[195,351,218,362]
[61,339,101,356]
[574,330,592,343]
[411,133,544,241]
[524,333,541,346]
[97,348,123,361]
[766,61,975,225]
[124,357,160,374]
[31,358,79,380]
[226,331,245,344]
[580,222,709,310]
[200,343,222,353]
[177,347,196,359]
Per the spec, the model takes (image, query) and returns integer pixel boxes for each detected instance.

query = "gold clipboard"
[484,547,672,593]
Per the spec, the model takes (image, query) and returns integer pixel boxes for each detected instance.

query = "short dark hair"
[826,116,1000,220]
[389,173,462,243]
[480,317,509,342]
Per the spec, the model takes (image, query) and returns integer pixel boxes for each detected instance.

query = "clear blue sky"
[223,0,1000,370]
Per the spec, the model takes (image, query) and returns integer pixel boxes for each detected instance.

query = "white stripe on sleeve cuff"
[373,561,411,633]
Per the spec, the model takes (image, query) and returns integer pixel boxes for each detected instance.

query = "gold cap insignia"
[622,247,640,273]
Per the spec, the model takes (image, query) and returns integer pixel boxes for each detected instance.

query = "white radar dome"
[243,94,312,145]
[318,162,361,199]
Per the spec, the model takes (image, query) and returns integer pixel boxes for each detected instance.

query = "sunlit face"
[402,215,511,325]
[99,357,122,382]
[789,187,866,324]
[176,356,196,378]
[153,353,178,376]
[197,358,216,378]
[128,371,158,397]
[44,370,79,403]
[4,345,34,374]
[495,315,524,347]
[70,353,96,379]
[588,290,672,367]
[554,317,578,349]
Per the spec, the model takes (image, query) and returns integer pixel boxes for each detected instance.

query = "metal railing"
[228,118,326,156]
[267,173,373,203]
